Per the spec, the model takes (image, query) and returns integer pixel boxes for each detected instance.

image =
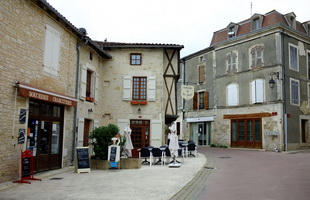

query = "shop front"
[16,82,77,172]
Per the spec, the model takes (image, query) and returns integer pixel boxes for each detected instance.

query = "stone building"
[181,10,310,151]
[95,42,183,157]
[0,0,111,183]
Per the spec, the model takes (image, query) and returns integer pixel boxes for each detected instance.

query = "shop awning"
[15,82,77,107]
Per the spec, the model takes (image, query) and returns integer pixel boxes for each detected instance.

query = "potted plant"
[89,124,120,160]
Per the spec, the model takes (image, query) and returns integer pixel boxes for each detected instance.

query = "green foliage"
[89,124,120,160]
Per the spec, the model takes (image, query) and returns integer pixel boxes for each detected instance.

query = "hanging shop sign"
[181,85,194,100]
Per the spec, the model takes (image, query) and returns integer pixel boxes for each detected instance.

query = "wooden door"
[130,120,150,158]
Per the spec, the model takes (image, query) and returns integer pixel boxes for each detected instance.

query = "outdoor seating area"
[138,141,197,166]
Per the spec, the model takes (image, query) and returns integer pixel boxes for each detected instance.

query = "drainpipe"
[181,58,186,139]
[71,36,89,165]
[281,30,287,151]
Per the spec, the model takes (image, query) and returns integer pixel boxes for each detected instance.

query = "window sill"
[130,101,147,105]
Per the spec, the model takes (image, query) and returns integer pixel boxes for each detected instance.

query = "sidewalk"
[0,154,206,200]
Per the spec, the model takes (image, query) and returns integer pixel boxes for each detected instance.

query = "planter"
[91,158,141,170]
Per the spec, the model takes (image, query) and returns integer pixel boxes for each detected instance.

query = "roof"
[210,10,309,46]
[95,41,184,50]
[30,0,111,59]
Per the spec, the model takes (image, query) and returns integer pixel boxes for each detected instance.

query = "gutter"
[281,30,288,151]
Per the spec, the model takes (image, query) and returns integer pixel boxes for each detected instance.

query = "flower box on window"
[130,101,147,105]
[86,96,94,102]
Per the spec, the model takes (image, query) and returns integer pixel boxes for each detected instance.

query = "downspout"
[71,43,80,165]
[281,30,287,151]
[181,58,186,139]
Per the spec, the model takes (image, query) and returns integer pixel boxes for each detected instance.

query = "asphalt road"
[195,147,310,200]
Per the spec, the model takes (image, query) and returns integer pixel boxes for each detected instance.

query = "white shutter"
[94,120,99,129]
[123,76,131,100]
[147,76,156,101]
[43,26,53,73]
[77,117,84,147]
[51,29,61,76]
[94,72,99,103]
[80,66,87,100]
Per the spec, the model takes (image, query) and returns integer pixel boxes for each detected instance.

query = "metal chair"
[151,148,164,165]
[187,142,198,157]
[139,148,152,165]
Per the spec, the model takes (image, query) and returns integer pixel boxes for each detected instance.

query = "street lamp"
[269,72,280,88]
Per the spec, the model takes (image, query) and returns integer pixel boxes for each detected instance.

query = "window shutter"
[94,120,99,128]
[80,66,87,100]
[204,91,209,110]
[193,92,198,110]
[198,66,205,83]
[94,72,99,103]
[147,76,156,101]
[43,26,53,74]
[50,29,61,76]
[77,117,84,147]
[123,76,131,100]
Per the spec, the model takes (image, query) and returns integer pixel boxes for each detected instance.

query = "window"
[250,45,263,68]
[130,53,141,65]
[43,24,61,76]
[227,83,238,106]
[80,66,98,103]
[228,26,236,38]
[123,76,156,102]
[193,91,209,110]
[86,70,94,102]
[252,18,260,31]
[289,44,299,71]
[89,52,93,61]
[290,78,300,106]
[227,52,237,73]
[133,77,147,100]
[251,79,264,104]
[198,65,205,84]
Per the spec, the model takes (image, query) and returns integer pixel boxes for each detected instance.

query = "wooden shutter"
[198,65,205,83]
[94,72,99,103]
[80,66,87,100]
[94,120,99,128]
[147,76,156,101]
[77,117,84,147]
[123,76,131,100]
[204,91,209,110]
[193,92,198,110]
[43,25,60,76]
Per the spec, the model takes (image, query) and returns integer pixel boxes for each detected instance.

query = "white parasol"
[168,122,180,167]
[124,125,134,157]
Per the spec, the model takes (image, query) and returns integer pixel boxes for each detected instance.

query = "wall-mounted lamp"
[138,108,141,112]
[88,108,93,112]
[269,72,280,89]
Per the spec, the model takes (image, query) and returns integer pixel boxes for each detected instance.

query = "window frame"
[198,65,205,84]
[290,78,300,106]
[252,18,260,31]
[132,76,147,100]
[227,51,238,74]
[289,44,299,71]
[251,79,265,104]
[86,69,95,102]
[227,83,239,106]
[130,53,142,65]
[250,45,264,68]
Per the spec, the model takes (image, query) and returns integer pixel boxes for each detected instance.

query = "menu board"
[76,147,90,174]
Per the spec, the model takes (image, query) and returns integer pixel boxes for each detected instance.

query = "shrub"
[89,124,120,160]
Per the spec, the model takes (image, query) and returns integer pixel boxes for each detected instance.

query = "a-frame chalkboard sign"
[75,147,90,174]
[13,149,41,184]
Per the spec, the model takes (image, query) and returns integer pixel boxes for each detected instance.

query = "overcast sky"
[47,0,309,57]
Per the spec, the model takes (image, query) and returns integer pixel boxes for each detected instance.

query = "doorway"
[130,120,150,158]
[27,100,64,172]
